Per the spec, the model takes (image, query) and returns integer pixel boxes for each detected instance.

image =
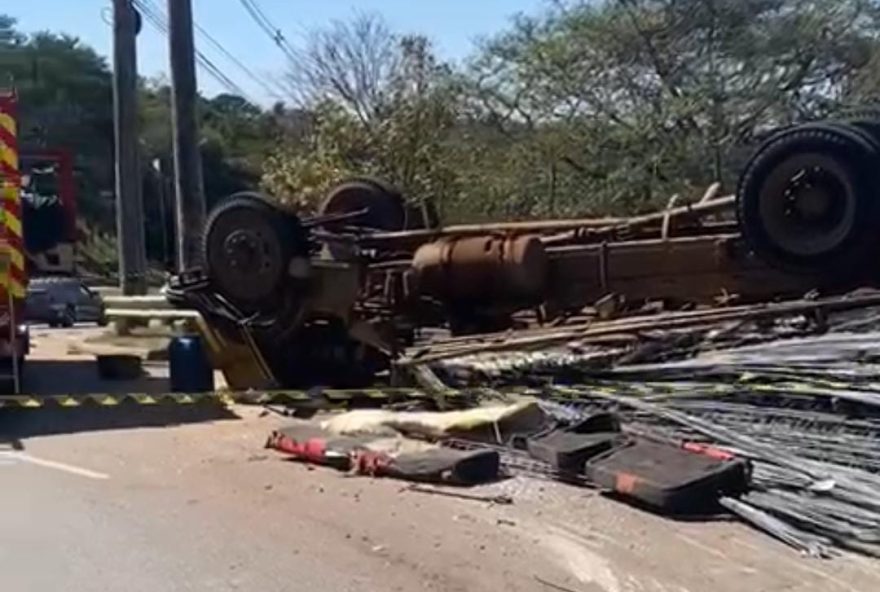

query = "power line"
[191,21,285,101]
[138,0,247,98]
[237,0,298,63]
[132,0,255,102]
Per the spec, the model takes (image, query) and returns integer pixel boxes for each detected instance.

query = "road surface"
[1,327,878,591]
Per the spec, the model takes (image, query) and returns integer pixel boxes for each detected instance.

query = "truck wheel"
[736,123,880,275]
[848,118,880,147]
[202,192,303,312]
[321,177,407,231]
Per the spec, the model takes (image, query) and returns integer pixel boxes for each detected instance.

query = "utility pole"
[168,0,206,271]
[151,158,170,271]
[112,0,147,295]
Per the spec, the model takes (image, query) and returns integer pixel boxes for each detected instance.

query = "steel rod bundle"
[533,385,880,557]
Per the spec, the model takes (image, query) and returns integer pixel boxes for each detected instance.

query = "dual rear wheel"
[737,120,880,277]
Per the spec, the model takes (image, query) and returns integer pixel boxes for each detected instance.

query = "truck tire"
[736,123,880,276]
[202,192,304,312]
[320,177,407,231]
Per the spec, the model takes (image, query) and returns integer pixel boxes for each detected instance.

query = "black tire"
[347,176,404,200]
[321,177,407,231]
[353,176,440,229]
[62,304,76,328]
[736,123,880,275]
[846,118,880,150]
[355,176,440,229]
[202,192,303,311]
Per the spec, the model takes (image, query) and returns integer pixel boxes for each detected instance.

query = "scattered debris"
[256,298,880,559]
[266,424,502,485]
[404,484,513,505]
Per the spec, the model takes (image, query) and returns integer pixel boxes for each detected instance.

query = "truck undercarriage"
[168,118,880,390]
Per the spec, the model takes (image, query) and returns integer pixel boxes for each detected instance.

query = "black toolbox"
[522,411,624,473]
[527,431,625,473]
[584,438,750,513]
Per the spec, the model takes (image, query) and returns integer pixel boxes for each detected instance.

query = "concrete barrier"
[102,295,171,310]
[105,308,199,320]
[105,308,199,336]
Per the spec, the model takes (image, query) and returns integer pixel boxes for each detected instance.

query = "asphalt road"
[1,327,879,591]
[0,406,569,592]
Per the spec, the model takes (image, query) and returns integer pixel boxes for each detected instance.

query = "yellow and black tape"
[0,375,861,410]
[0,392,235,408]
[0,387,449,409]
[0,383,739,410]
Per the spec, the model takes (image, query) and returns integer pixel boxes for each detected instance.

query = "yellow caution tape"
[0,377,853,410]
[0,387,456,409]
[0,392,231,408]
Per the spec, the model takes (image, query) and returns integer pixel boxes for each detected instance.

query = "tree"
[263,15,461,216]
[0,14,24,46]
[0,16,278,269]
[287,14,402,127]
[0,17,116,239]
[139,81,275,265]
[463,0,880,215]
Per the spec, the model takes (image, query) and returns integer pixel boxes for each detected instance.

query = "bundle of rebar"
[401,292,880,368]
[411,294,880,557]
[526,381,880,558]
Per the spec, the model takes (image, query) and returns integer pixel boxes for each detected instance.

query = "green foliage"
[260,105,347,210]
[460,0,880,215]
[0,15,276,268]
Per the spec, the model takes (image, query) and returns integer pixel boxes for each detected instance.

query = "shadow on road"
[0,401,238,444]
[1,358,240,445]
[22,359,170,396]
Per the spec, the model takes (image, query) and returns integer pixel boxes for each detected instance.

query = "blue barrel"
[169,335,215,393]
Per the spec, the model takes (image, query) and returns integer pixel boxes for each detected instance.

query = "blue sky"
[9,0,546,105]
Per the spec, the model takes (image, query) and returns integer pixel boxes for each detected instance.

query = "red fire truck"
[19,148,78,276]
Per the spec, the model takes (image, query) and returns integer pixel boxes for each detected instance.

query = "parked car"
[26,277,107,327]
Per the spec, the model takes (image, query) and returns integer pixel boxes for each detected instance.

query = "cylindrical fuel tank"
[411,235,548,307]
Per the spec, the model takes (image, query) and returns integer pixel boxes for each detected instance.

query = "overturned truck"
[168,118,880,389]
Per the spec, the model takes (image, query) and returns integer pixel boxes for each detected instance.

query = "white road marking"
[0,451,110,480]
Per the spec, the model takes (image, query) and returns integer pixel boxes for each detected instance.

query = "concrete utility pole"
[168,0,206,271]
[112,0,148,294]
[151,158,170,270]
